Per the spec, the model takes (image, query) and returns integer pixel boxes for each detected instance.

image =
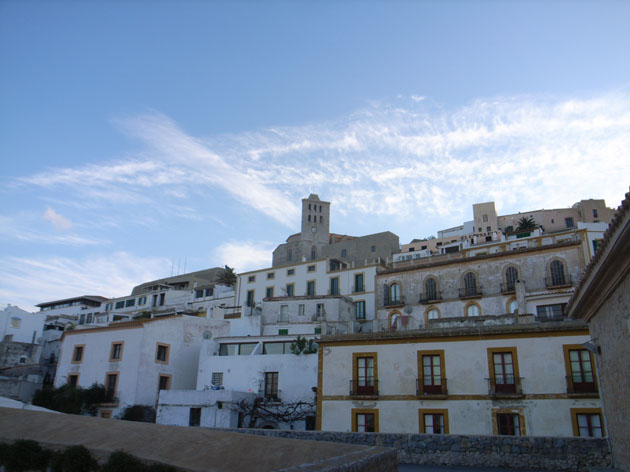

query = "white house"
[318,316,604,438]
[0,305,46,346]
[55,314,230,418]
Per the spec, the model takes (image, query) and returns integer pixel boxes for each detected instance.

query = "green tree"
[32,383,106,415]
[290,336,318,355]
[216,265,237,287]
[515,216,536,231]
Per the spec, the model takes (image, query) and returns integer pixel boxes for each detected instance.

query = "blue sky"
[1,1,629,311]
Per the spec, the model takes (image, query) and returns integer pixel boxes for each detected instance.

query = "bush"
[50,445,99,472]
[2,439,50,472]
[119,405,156,423]
[32,383,106,416]
[101,450,147,472]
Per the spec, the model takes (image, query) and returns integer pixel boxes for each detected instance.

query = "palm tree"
[516,216,536,231]
[216,265,236,287]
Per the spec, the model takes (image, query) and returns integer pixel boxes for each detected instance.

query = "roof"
[319,319,589,345]
[36,295,108,308]
[567,187,630,320]
[130,267,224,295]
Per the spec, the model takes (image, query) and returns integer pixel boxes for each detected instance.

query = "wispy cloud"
[213,241,275,273]
[15,90,630,230]
[0,215,106,246]
[44,207,73,230]
[0,252,170,311]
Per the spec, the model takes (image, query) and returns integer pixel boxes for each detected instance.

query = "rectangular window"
[211,372,223,386]
[159,293,165,306]
[330,277,339,295]
[486,226,491,232]
[105,303,112,311]
[79,314,85,325]
[563,345,597,394]
[278,329,288,335]
[286,284,294,296]
[298,304,305,316]
[246,290,255,308]
[536,303,566,320]
[219,344,238,356]
[496,413,521,436]
[592,209,598,218]
[86,313,93,324]
[263,342,293,354]
[355,300,366,320]
[418,350,446,395]
[156,343,170,364]
[352,353,377,395]
[109,342,123,361]
[115,301,124,309]
[316,303,324,317]
[314,327,321,334]
[248,275,256,283]
[238,343,257,355]
[266,287,274,298]
[419,410,449,434]
[307,265,316,272]
[371,245,376,252]
[264,372,279,400]
[354,274,364,292]
[138,296,146,305]
[267,272,275,279]
[105,372,118,401]
[565,217,574,228]
[195,289,204,299]
[67,373,79,387]
[189,408,201,427]
[158,374,171,391]
[204,288,214,297]
[488,347,520,395]
[483,214,488,222]
[341,249,347,258]
[287,269,295,276]
[125,298,135,307]
[352,409,379,432]
[72,345,84,364]
[571,409,604,437]
[306,281,315,296]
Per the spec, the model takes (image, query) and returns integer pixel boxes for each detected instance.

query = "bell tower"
[300,194,330,245]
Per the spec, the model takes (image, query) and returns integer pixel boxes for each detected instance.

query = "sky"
[1,0,629,311]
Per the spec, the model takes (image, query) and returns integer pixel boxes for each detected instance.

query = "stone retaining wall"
[213,428,611,471]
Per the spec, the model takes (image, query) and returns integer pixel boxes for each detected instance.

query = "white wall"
[0,305,46,344]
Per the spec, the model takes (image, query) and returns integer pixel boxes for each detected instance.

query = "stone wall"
[213,428,611,472]
[589,274,630,472]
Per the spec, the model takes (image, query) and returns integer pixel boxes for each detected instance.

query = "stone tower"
[300,194,331,246]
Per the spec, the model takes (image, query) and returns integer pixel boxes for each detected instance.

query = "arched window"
[466,303,480,317]
[311,246,317,260]
[550,260,566,286]
[425,307,440,324]
[463,272,478,297]
[424,277,438,301]
[505,266,519,292]
[389,312,401,330]
[389,283,401,304]
[507,298,518,314]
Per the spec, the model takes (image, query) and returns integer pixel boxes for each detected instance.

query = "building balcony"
[459,287,482,299]
[349,380,379,397]
[544,275,573,289]
[352,285,365,294]
[487,377,524,398]
[419,292,442,304]
[566,376,598,396]
[383,295,404,308]
[416,378,448,397]
[500,283,516,294]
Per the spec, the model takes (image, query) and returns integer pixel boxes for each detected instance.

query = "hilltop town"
[1,192,628,471]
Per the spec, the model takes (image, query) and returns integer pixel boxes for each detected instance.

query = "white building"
[0,305,46,345]
[318,316,603,438]
[55,314,230,418]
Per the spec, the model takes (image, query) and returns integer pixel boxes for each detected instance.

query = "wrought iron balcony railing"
[384,295,404,307]
[486,376,524,396]
[419,292,442,304]
[500,282,516,294]
[349,380,379,396]
[545,275,573,288]
[416,378,448,396]
[459,287,482,299]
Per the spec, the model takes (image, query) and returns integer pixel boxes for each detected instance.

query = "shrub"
[50,445,98,472]
[101,450,147,472]
[2,439,50,472]
[119,405,156,423]
[32,383,107,416]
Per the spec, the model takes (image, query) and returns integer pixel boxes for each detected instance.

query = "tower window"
[320,216,323,223]
[308,215,311,222]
